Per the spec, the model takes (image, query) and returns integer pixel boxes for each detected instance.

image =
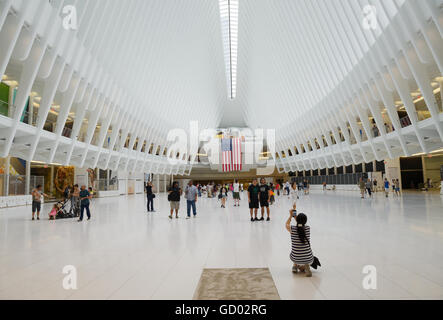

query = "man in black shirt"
[248,179,260,222]
[168,181,182,219]
[259,178,271,221]
[145,181,155,212]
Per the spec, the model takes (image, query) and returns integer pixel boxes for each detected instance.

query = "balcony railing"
[0,175,45,196]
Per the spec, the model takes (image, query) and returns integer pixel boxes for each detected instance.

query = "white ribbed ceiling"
[64,0,229,132]
[1,0,442,173]
[44,0,408,131]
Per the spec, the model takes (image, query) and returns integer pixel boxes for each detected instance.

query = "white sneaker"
[186,216,190,219]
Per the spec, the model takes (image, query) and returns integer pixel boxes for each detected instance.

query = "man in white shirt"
[233,180,240,206]
[285,181,291,196]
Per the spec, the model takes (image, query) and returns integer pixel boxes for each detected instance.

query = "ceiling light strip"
[219,0,238,99]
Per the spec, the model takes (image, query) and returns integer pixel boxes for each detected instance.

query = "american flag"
[221,137,242,172]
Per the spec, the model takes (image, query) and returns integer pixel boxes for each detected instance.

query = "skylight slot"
[219,0,238,100]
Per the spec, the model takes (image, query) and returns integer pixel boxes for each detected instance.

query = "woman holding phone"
[285,204,314,277]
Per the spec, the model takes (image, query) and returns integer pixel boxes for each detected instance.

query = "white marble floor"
[1,190,443,300]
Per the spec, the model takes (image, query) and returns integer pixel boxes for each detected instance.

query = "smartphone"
[292,210,297,218]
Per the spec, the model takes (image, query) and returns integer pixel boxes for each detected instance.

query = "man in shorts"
[233,180,240,207]
[168,181,182,219]
[248,179,260,222]
[31,185,49,221]
[259,178,271,221]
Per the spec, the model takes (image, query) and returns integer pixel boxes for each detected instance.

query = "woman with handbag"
[286,209,314,277]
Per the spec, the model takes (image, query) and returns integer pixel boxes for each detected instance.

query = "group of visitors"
[163,177,318,277]
[31,184,93,222]
[247,178,272,221]
[64,184,93,221]
[358,177,401,198]
[384,178,401,197]
[167,180,198,219]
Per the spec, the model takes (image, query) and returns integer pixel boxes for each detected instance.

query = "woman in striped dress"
[286,210,314,277]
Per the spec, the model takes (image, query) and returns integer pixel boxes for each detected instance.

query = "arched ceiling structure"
[0,0,442,174]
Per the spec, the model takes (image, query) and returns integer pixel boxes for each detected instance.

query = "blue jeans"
[187,200,197,217]
[80,204,91,220]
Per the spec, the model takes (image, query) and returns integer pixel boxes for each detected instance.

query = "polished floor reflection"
[0,190,443,300]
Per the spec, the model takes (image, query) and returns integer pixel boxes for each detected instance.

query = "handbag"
[307,239,321,270]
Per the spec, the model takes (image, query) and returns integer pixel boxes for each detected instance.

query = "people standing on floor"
[290,182,299,206]
[197,184,202,197]
[298,181,303,192]
[145,181,155,212]
[303,180,310,195]
[78,185,91,222]
[248,179,260,222]
[258,178,271,221]
[359,178,366,199]
[384,178,390,198]
[322,181,327,191]
[233,180,241,207]
[373,178,378,192]
[276,183,280,196]
[425,178,432,191]
[284,181,291,196]
[269,183,275,205]
[394,179,401,196]
[168,181,182,219]
[365,179,373,198]
[207,183,213,198]
[219,186,228,208]
[63,185,70,201]
[88,186,94,202]
[392,179,396,194]
[185,180,198,219]
[31,185,50,221]
[49,203,58,220]
[70,184,80,215]
[285,210,314,277]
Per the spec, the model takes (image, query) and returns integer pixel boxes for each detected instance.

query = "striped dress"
[290,225,314,265]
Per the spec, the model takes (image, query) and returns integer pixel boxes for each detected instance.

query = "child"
[290,182,299,206]
[285,204,314,277]
[49,204,58,220]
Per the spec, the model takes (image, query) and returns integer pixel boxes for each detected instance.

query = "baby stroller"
[55,199,71,219]
[56,197,80,219]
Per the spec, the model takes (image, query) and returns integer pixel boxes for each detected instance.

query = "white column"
[25,160,31,195]
[28,94,34,125]
[50,165,54,195]
[156,174,160,195]
[5,156,10,196]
